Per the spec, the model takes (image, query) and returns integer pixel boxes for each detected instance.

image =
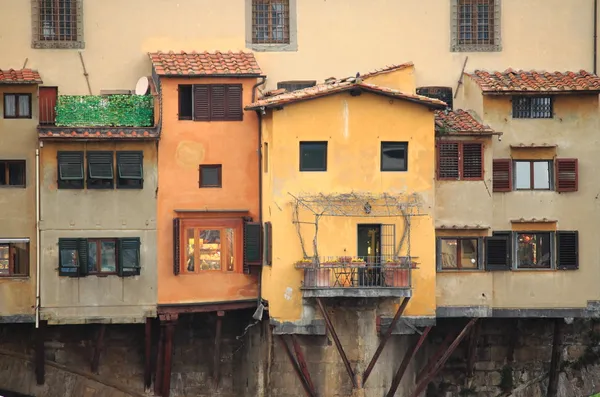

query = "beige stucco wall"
[0,85,38,321]
[39,141,157,324]
[436,91,600,311]
[0,0,597,104]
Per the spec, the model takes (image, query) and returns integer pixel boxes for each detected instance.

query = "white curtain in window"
[18,95,30,117]
[4,95,16,117]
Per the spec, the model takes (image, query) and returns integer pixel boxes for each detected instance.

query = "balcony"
[38,95,158,140]
[296,256,414,298]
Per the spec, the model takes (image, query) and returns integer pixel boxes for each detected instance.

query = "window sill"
[450,44,502,53]
[0,276,30,280]
[3,116,33,120]
[32,40,85,50]
[248,42,298,52]
[0,185,26,189]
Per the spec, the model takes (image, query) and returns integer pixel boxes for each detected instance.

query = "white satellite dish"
[135,76,150,95]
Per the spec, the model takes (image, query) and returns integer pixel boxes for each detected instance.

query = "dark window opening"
[38,0,78,42]
[252,0,290,44]
[4,94,32,119]
[57,151,84,189]
[178,85,193,120]
[0,241,29,277]
[416,87,453,110]
[516,232,551,269]
[512,96,553,119]
[87,151,114,189]
[277,81,316,92]
[381,142,408,172]
[199,165,222,188]
[116,151,143,189]
[0,160,26,187]
[299,142,327,171]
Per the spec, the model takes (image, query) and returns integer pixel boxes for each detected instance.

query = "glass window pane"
[18,95,30,117]
[459,239,478,269]
[88,241,97,272]
[517,233,551,268]
[8,162,24,186]
[200,166,221,187]
[60,248,78,271]
[186,228,195,272]
[199,229,221,270]
[514,161,531,189]
[225,228,235,271]
[441,239,458,269]
[533,161,550,189]
[4,95,16,117]
[381,142,407,171]
[100,241,116,272]
[0,245,9,275]
[300,143,327,171]
[13,242,27,275]
[0,163,6,185]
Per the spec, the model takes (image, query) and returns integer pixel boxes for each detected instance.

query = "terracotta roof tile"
[148,51,262,76]
[360,62,414,79]
[38,127,159,140]
[435,109,494,134]
[247,78,445,110]
[467,69,600,93]
[0,69,43,84]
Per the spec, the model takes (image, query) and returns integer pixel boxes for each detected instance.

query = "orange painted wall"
[157,77,260,305]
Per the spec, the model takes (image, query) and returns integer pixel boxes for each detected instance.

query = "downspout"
[595,0,598,74]
[35,147,41,328]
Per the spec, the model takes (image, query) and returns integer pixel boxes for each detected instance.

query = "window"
[512,96,553,119]
[299,142,327,172]
[416,87,453,110]
[199,165,222,188]
[0,240,29,277]
[451,0,501,52]
[178,84,243,122]
[32,0,84,49]
[263,142,269,173]
[0,161,26,187]
[87,151,113,189]
[514,160,552,190]
[4,94,31,119]
[277,81,316,92]
[437,142,483,180]
[116,151,143,189]
[438,238,481,270]
[516,232,551,269]
[381,142,408,172]
[57,151,84,189]
[252,0,290,44]
[58,237,141,277]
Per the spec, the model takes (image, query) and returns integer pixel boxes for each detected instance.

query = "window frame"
[0,160,26,188]
[513,159,553,191]
[3,94,32,119]
[183,84,243,122]
[0,240,30,278]
[31,0,85,49]
[246,0,298,52]
[436,237,484,271]
[450,0,501,52]
[199,165,223,188]
[178,84,193,120]
[57,151,84,189]
[437,140,484,181]
[299,141,328,172]
[86,238,119,275]
[380,141,408,172]
[178,218,243,274]
[116,151,144,190]
[514,231,554,270]
[86,151,114,190]
[512,96,554,119]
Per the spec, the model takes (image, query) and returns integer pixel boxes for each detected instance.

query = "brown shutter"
[462,143,483,180]
[210,85,227,120]
[485,233,512,271]
[173,218,181,275]
[492,159,512,192]
[437,142,459,180]
[556,231,579,270]
[226,85,243,121]
[555,158,578,192]
[193,85,210,121]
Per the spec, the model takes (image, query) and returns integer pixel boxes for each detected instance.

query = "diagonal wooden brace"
[386,326,432,397]
[278,335,317,397]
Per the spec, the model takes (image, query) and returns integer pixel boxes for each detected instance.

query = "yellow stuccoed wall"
[260,90,437,323]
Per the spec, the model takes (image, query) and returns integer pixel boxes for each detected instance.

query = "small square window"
[4,94,31,119]
[200,165,222,188]
[0,241,29,277]
[439,238,480,270]
[0,160,26,187]
[381,142,408,172]
[299,142,327,172]
[514,160,552,190]
[516,232,552,269]
[512,96,553,119]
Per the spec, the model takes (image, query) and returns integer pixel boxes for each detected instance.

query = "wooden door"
[39,86,57,125]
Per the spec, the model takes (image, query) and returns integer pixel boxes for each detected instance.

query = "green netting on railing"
[55,95,154,127]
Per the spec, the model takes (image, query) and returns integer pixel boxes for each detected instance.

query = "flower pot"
[315,268,331,287]
[384,266,410,287]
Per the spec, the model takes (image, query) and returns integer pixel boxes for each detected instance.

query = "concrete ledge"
[437,301,600,318]
[0,315,35,324]
[302,288,412,298]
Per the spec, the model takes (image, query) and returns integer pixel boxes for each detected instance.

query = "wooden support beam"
[278,335,317,397]
[410,319,478,397]
[547,319,564,397]
[386,326,432,397]
[144,318,153,389]
[466,320,481,377]
[154,323,165,396]
[213,311,224,389]
[35,320,46,385]
[90,324,106,374]
[363,297,410,386]
[291,334,316,393]
[416,330,454,383]
[315,297,357,388]
[506,319,519,363]
[161,321,176,397]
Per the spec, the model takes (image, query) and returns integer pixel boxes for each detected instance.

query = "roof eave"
[0,81,43,85]
[157,73,264,78]
[436,130,501,137]
[481,90,600,96]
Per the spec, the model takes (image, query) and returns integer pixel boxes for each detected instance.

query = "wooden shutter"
[173,218,181,275]
[117,151,143,179]
[87,151,114,179]
[210,85,227,120]
[57,151,84,180]
[193,85,210,121]
[556,231,579,270]
[226,85,243,121]
[462,143,483,179]
[118,238,141,277]
[485,233,511,271]
[437,142,459,180]
[244,222,262,272]
[555,158,578,192]
[77,238,89,276]
[492,159,512,192]
[58,238,80,277]
[264,222,273,266]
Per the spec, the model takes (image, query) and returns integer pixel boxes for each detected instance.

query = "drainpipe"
[595,0,598,74]
[35,147,41,328]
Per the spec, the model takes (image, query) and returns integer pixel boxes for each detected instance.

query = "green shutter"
[87,151,114,179]
[118,238,141,277]
[58,152,84,180]
[77,238,89,276]
[244,222,262,271]
[117,151,143,179]
[264,222,272,266]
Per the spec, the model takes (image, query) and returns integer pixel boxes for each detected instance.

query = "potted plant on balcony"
[316,258,338,287]
[383,257,414,287]
[294,258,314,269]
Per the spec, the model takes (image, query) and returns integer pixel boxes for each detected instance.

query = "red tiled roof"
[467,69,600,93]
[360,62,414,79]
[435,109,494,134]
[246,78,446,110]
[148,51,262,76]
[38,127,159,140]
[0,69,43,84]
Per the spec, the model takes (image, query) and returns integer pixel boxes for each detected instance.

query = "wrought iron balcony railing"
[295,256,415,298]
